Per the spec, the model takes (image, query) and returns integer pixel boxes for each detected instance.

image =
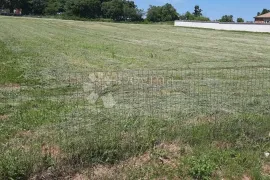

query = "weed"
[188,156,216,180]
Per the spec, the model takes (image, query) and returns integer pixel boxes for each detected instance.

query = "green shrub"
[188,155,216,180]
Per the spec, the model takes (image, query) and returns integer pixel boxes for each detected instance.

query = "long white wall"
[174,21,270,33]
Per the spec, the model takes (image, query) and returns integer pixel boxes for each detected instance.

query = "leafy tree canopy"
[146,3,179,22]
[220,15,234,22]
[237,17,244,22]
[179,10,210,22]
[193,5,202,17]
[257,9,270,16]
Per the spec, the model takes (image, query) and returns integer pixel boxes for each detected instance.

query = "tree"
[179,11,209,21]
[179,11,193,20]
[193,5,202,17]
[20,0,32,14]
[58,0,65,12]
[146,3,178,22]
[101,0,142,21]
[2,0,22,13]
[45,0,66,15]
[257,9,270,16]
[237,17,244,23]
[261,9,270,15]
[146,5,162,22]
[66,0,101,18]
[220,15,234,22]
[160,3,178,21]
[30,0,48,15]
[0,0,142,20]
[45,0,60,14]
[195,16,210,21]
[0,0,4,8]
[122,0,143,21]
[102,0,124,20]
[0,0,46,15]
[0,0,6,9]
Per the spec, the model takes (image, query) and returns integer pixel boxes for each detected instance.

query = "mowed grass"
[1,16,270,75]
[0,16,270,179]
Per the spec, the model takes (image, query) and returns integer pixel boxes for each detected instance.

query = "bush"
[188,156,216,180]
[146,3,179,22]
[237,18,244,23]
[179,11,210,21]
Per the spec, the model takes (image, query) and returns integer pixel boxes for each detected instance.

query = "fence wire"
[1,67,270,179]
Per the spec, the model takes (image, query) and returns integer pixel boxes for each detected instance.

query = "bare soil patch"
[185,115,217,126]
[82,142,182,179]
[212,141,232,149]
[242,174,252,180]
[262,163,270,175]
[16,130,33,137]
[0,114,9,120]
[71,173,89,180]
[41,143,63,159]
[0,83,21,91]
[91,165,118,180]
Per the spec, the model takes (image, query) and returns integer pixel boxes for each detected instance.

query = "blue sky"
[134,0,268,21]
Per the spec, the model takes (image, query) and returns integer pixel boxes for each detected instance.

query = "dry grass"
[65,142,184,180]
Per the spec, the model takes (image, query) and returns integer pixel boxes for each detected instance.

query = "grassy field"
[0,16,270,179]
[1,16,270,74]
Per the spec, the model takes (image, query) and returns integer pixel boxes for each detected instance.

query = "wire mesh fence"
[1,67,270,179]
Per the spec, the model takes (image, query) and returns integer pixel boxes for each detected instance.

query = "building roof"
[255,12,270,18]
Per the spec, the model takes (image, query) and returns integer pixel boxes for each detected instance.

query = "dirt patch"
[242,174,252,180]
[197,115,216,123]
[157,143,180,154]
[126,152,151,167]
[154,143,182,168]
[155,143,182,158]
[41,144,63,159]
[91,165,117,180]
[212,170,225,179]
[87,152,151,179]
[212,141,232,149]
[262,163,270,175]
[12,133,188,179]
[16,130,33,137]
[0,83,21,88]
[0,115,9,120]
[72,173,89,180]
[124,143,181,168]
[64,142,183,179]
[186,115,216,126]
[0,83,21,91]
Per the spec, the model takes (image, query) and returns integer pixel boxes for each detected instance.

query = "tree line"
[0,0,144,21]
[0,1,269,23]
[0,0,201,22]
[1,0,177,22]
